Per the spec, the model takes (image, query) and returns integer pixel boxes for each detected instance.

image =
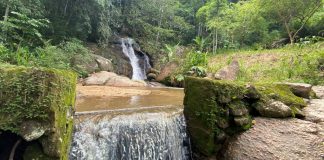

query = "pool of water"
[75,87,184,113]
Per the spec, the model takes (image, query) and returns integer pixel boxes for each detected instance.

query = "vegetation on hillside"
[0,0,323,83]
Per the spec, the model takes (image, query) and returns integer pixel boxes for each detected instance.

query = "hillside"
[207,42,324,85]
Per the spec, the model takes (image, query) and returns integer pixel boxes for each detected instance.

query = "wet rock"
[147,82,166,87]
[222,117,324,160]
[156,62,179,82]
[255,100,292,118]
[99,44,133,78]
[214,60,240,81]
[19,121,46,141]
[279,82,313,98]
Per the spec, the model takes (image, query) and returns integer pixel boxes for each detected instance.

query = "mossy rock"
[184,77,247,156]
[184,77,307,158]
[0,65,77,159]
[255,83,306,109]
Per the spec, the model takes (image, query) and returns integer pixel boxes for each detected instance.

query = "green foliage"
[162,44,179,63]
[184,50,208,69]
[190,66,207,77]
[0,39,92,77]
[0,12,49,50]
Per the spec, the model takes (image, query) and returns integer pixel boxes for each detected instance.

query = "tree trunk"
[215,29,218,53]
[4,0,10,21]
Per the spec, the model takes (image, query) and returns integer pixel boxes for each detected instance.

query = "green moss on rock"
[184,77,308,158]
[0,65,77,159]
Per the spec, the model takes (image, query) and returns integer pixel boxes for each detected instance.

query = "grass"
[207,42,324,85]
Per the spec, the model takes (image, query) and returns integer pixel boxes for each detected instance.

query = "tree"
[262,0,322,44]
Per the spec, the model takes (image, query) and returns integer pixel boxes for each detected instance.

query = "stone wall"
[183,77,307,159]
[0,64,77,159]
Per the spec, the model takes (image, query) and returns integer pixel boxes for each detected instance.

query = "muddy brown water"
[75,87,185,113]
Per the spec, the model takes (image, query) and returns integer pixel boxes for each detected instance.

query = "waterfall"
[121,38,150,80]
[70,110,191,160]
[143,54,151,77]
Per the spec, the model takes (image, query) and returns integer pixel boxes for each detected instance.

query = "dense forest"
[0,0,323,77]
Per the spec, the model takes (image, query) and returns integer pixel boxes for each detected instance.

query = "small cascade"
[70,110,191,160]
[121,38,150,80]
[143,53,151,76]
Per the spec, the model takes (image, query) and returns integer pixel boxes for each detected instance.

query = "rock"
[229,101,249,116]
[279,82,313,98]
[104,76,147,87]
[156,62,179,82]
[214,60,240,81]
[222,117,324,160]
[147,73,157,80]
[83,71,147,87]
[19,121,46,141]
[303,99,324,123]
[312,86,324,99]
[73,54,114,75]
[234,116,251,126]
[83,71,117,85]
[0,66,76,159]
[255,100,292,118]
[93,55,114,72]
[230,107,249,116]
[147,82,166,88]
[217,118,230,129]
[215,131,227,143]
[244,84,261,99]
[98,44,133,78]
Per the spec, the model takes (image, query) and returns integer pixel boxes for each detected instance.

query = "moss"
[0,65,76,159]
[184,77,306,158]
[255,83,306,109]
[184,77,247,156]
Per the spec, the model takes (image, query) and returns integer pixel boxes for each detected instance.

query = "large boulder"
[156,62,179,82]
[83,71,146,87]
[93,54,114,72]
[214,60,240,81]
[73,54,114,74]
[222,117,324,160]
[96,44,133,78]
[83,71,117,85]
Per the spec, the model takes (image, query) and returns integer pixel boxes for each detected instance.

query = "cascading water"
[70,109,191,160]
[121,38,151,80]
